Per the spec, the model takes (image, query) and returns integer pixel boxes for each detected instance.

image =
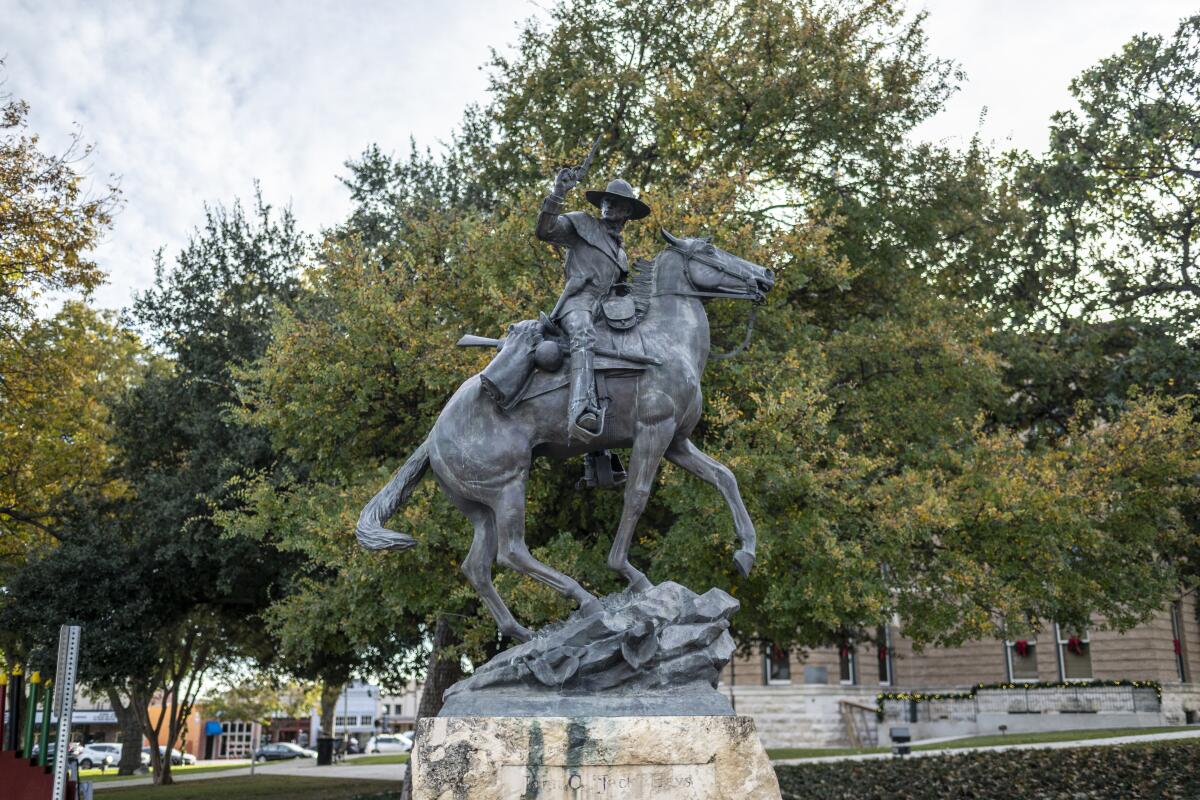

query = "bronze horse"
[356,231,774,641]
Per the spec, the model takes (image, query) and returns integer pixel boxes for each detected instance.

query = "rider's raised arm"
[536,167,580,246]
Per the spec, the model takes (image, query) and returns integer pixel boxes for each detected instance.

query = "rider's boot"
[567,344,602,443]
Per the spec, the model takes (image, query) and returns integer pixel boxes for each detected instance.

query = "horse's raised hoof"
[579,596,604,617]
[733,549,755,577]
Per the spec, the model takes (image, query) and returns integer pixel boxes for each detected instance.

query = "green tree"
[232,12,1200,783]
[0,303,144,573]
[0,90,118,364]
[0,88,127,570]
[85,191,306,784]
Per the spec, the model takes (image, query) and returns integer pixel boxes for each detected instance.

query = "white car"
[367,733,412,754]
[78,743,148,770]
[279,742,318,758]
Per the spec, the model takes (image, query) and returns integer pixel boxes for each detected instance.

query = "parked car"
[78,742,142,770]
[141,746,196,766]
[30,741,82,761]
[366,733,412,754]
[253,742,317,762]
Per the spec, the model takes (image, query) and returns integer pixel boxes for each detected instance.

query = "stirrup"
[568,404,605,444]
[576,450,627,490]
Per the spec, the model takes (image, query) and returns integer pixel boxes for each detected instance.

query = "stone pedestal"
[412,715,781,799]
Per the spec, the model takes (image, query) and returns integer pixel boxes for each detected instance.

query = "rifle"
[457,334,661,366]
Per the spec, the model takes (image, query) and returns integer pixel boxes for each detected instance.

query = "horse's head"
[657,229,775,302]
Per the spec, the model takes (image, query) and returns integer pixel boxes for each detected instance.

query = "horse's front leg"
[607,394,675,592]
[664,437,757,576]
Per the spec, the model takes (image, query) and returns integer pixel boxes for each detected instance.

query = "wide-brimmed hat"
[585,178,651,220]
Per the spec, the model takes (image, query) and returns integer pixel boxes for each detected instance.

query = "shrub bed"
[776,741,1200,800]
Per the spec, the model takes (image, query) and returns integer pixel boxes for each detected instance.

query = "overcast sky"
[3,0,1193,311]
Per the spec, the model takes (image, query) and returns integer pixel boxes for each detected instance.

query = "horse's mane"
[629,257,657,322]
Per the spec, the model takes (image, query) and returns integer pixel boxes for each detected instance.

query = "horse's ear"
[701,235,713,243]
[660,228,682,246]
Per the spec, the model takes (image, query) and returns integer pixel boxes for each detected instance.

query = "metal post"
[7,668,24,752]
[52,625,82,800]
[24,671,42,757]
[39,679,53,767]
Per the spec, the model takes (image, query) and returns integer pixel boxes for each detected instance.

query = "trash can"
[317,737,336,766]
[890,726,911,757]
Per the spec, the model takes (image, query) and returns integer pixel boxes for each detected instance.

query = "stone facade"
[412,715,780,800]
[719,596,1200,747]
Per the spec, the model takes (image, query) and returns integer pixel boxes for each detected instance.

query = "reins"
[709,304,757,361]
[653,243,763,361]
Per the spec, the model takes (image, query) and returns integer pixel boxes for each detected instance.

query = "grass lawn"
[348,754,409,766]
[92,775,399,800]
[87,762,251,783]
[767,725,1198,760]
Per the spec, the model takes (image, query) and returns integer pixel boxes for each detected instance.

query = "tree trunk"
[319,682,341,738]
[105,687,145,776]
[130,688,169,785]
[400,617,464,800]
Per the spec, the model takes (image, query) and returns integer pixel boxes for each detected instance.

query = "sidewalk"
[92,756,406,790]
[772,727,1200,765]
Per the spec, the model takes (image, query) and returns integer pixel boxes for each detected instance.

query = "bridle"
[655,242,765,360]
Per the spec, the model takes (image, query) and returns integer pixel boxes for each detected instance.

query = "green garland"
[875,679,1163,718]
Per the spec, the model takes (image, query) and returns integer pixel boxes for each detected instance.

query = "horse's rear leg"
[442,479,530,641]
[607,415,674,592]
[493,482,601,615]
[665,437,757,576]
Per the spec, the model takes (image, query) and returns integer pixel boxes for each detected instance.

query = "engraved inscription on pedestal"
[501,764,717,798]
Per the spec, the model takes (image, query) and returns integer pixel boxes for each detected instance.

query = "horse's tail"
[355,437,431,551]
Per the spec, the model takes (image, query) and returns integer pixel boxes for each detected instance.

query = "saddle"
[476,304,656,413]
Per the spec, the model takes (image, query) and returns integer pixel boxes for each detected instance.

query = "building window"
[1056,625,1092,681]
[219,721,253,758]
[334,716,346,728]
[839,641,856,685]
[1171,601,1190,682]
[876,625,893,686]
[359,716,373,726]
[1005,638,1039,682]
[763,644,791,684]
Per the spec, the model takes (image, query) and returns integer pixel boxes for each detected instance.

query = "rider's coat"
[536,195,629,320]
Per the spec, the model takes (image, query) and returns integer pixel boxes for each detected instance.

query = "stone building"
[722,594,1200,748]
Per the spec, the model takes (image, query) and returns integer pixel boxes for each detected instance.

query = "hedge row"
[776,741,1200,800]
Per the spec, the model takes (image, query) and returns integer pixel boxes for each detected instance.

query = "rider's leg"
[560,308,601,439]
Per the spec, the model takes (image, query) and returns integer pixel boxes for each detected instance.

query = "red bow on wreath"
[878,645,889,661]
[839,643,851,659]
[1067,637,1085,656]
[1014,640,1030,658]
[1174,639,1183,656]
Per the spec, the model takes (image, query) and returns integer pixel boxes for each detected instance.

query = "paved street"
[91,756,407,790]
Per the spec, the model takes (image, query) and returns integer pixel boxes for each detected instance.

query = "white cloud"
[2,0,1192,312]
[4,0,536,310]
[913,0,1189,152]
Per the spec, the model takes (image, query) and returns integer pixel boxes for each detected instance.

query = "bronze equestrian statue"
[356,161,774,643]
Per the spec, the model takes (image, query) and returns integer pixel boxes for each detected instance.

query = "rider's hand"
[553,166,580,197]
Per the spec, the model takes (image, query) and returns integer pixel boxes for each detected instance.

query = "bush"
[776,741,1200,800]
